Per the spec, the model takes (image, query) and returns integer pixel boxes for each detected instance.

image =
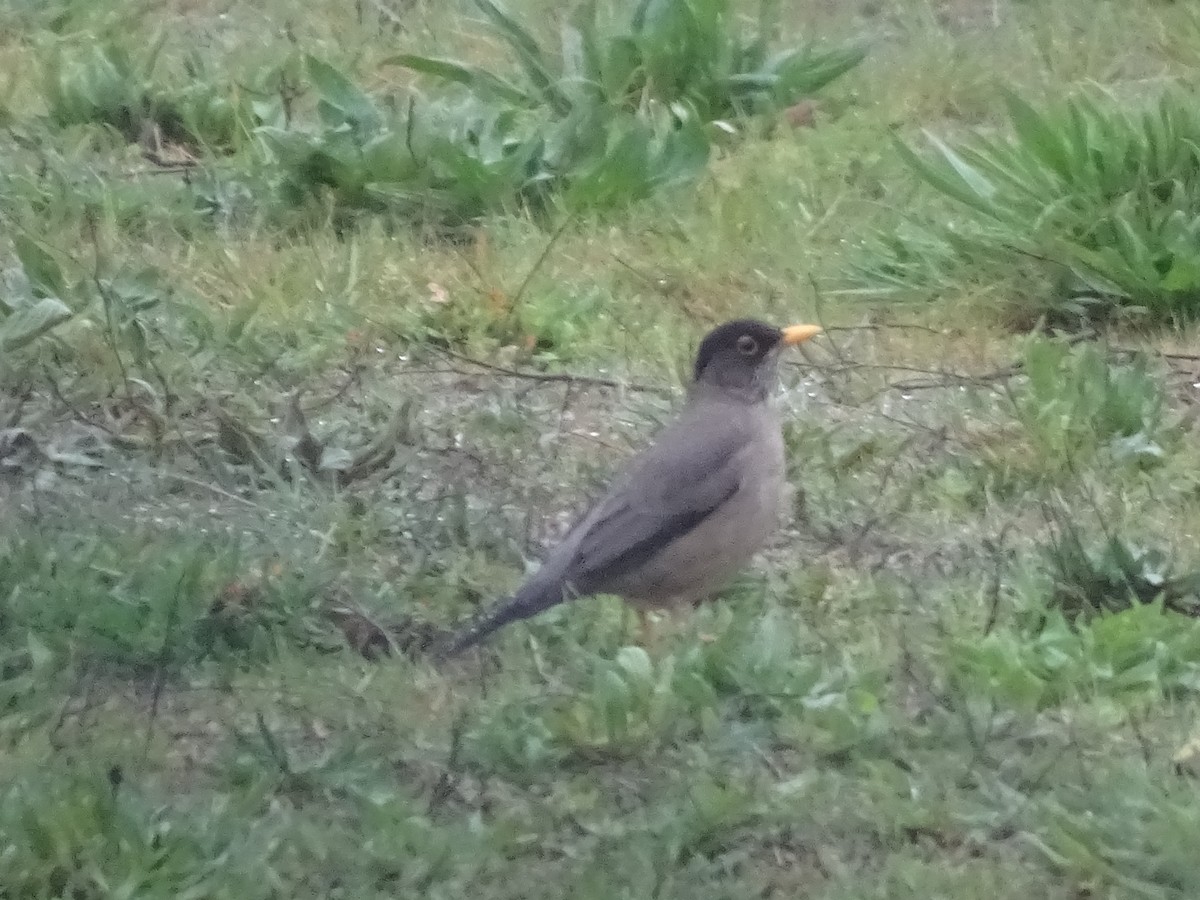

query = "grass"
[6,0,1200,897]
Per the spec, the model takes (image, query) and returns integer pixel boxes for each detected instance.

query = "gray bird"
[437,319,822,658]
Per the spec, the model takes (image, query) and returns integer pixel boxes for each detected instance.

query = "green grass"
[6,0,1200,897]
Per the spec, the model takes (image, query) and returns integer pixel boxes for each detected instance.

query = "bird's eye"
[736,334,758,356]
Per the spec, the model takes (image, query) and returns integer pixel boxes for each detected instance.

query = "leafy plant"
[0,632,61,737]
[1042,507,1200,618]
[1007,338,1174,468]
[465,605,884,774]
[549,645,711,757]
[464,643,714,772]
[951,601,1200,711]
[650,773,763,865]
[257,60,547,223]
[257,55,709,226]
[680,604,887,756]
[209,390,419,487]
[393,0,865,126]
[41,36,251,151]
[0,527,328,672]
[0,772,278,899]
[864,88,1200,323]
[1030,771,1200,899]
[1,234,192,421]
[300,0,862,225]
[1,236,73,353]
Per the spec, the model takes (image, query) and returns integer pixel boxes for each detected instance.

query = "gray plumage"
[436,319,821,658]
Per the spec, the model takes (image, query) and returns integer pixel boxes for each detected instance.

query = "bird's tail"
[435,577,568,660]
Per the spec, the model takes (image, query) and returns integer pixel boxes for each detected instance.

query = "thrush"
[437,319,822,658]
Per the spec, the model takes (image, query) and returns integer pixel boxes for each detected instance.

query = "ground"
[4,0,1200,897]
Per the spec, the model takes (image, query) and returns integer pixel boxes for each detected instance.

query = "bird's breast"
[623,413,786,607]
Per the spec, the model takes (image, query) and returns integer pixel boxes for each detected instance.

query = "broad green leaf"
[769,43,867,99]
[560,22,586,81]
[1003,87,1071,181]
[0,296,72,351]
[304,56,379,131]
[657,119,710,184]
[473,0,546,66]
[1161,255,1200,293]
[931,139,1006,203]
[631,0,656,32]
[602,37,642,99]
[472,0,568,113]
[383,54,532,107]
[568,0,603,76]
[1111,215,1157,284]
[1055,241,1134,299]
[724,72,778,91]
[13,235,68,299]
[361,131,423,184]
[616,645,653,683]
[254,126,317,166]
[891,131,998,215]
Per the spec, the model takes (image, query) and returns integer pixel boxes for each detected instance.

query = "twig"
[510,212,576,311]
[871,410,950,438]
[555,378,575,445]
[86,215,133,403]
[752,742,786,780]
[161,472,266,510]
[845,433,922,565]
[48,660,95,751]
[434,347,669,395]
[299,365,365,412]
[41,366,136,446]
[427,711,468,815]
[115,165,199,178]
[889,368,1019,392]
[1109,346,1200,363]
[607,254,668,289]
[981,522,1015,636]
[140,152,199,170]
[808,274,852,369]
[789,357,1019,385]
[823,322,944,335]
[563,429,628,454]
[142,565,188,761]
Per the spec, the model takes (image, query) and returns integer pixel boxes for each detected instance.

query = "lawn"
[5,0,1200,897]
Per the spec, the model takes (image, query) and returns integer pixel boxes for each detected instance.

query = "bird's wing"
[566,405,751,590]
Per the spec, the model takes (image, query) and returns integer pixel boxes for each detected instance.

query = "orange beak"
[781,324,823,345]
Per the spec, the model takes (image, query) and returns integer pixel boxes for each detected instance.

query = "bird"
[436,318,823,659]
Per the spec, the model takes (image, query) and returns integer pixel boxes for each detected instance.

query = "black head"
[691,319,822,400]
[692,319,780,379]
[691,320,773,400]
